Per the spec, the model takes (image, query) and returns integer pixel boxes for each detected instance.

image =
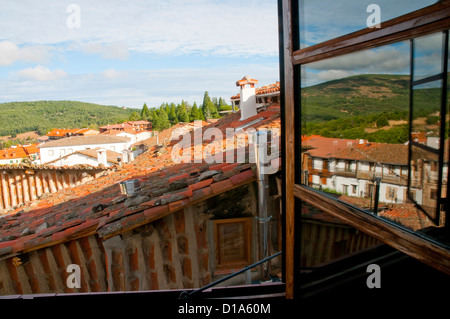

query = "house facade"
[45,148,123,168]
[38,135,131,165]
[302,136,412,209]
[230,77,280,113]
[0,144,40,165]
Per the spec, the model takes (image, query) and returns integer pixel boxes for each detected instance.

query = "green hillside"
[302,74,441,143]
[302,74,410,121]
[0,101,135,137]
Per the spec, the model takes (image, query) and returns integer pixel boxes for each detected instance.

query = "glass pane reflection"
[300,41,448,246]
[299,0,438,48]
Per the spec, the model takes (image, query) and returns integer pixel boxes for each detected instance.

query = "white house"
[45,148,123,167]
[38,135,131,164]
[302,136,412,207]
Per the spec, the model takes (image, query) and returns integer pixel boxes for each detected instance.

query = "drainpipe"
[373,177,381,215]
[253,130,272,282]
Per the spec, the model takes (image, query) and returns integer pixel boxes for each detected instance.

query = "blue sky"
[0,0,279,109]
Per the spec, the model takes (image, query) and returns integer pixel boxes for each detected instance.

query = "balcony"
[334,168,356,177]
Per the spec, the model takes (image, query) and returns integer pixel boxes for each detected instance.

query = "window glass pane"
[301,42,410,211]
[299,0,438,48]
[411,81,442,141]
[446,40,450,203]
[300,41,448,247]
[300,202,380,269]
[413,33,444,82]
[408,32,447,232]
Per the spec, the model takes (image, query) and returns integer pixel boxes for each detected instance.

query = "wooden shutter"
[214,218,252,270]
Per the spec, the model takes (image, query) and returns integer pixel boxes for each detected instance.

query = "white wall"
[53,153,115,167]
[40,142,128,164]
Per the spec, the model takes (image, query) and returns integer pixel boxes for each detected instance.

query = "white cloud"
[82,42,129,60]
[16,65,67,81]
[101,68,122,79]
[0,41,50,66]
[2,63,278,108]
[0,0,278,57]
[303,44,410,87]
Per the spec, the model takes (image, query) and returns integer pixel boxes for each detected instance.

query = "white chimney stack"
[122,150,129,163]
[96,148,107,167]
[237,76,258,121]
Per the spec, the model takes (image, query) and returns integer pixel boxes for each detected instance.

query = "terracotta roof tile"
[0,103,281,258]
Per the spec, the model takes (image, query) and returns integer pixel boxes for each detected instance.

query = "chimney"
[236,76,258,121]
[122,150,129,163]
[128,150,135,162]
[96,148,107,167]
[252,130,272,283]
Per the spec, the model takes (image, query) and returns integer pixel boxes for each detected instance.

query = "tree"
[153,108,171,131]
[140,103,150,120]
[376,115,389,128]
[201,91,220,120]
[168,104,178,124]
[176,102,189,123]
[129,111,141,121]
[189,102,202,122]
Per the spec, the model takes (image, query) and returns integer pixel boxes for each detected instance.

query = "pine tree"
[189,102,201,122]
[168,104,178,124]
[129,111,141,121]
[140,103,150,120]
[177,102,189,123]
[153,108,171,131]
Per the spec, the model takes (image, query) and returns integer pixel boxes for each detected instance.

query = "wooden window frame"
[279,0,450,299]
[213,217,252,272]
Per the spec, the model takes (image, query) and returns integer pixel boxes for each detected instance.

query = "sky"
[300,0,442,87]
[0,0,279,109]
[0,1,442,109]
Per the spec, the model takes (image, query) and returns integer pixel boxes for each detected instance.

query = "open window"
[408,31,449,226]
[280,0,450,299]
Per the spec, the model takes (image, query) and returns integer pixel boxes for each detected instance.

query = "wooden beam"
[293,2,450,65]
[281,0,296,299]
[293,184,450,275]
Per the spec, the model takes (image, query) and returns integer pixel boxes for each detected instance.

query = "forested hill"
[302,74,411,122]
[303,74,441,144]
[0,101,134,137]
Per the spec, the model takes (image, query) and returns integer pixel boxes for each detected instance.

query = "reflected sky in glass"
[301,42,410,88]
[299,0,438,48]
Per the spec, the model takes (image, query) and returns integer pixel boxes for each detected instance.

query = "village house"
[230,76,280,114]
[46,128,100,140]
[301,136,410,205]
[45,148,124,168]
[0,144,40,165]
[99,121,152,135]
[38,135,131,165]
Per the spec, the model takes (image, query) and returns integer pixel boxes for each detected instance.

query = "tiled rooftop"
[231,82,280,100]
[0,144,40,160]
[303,136,409,165]
[38,135,131,148]
[0,104,281,259]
